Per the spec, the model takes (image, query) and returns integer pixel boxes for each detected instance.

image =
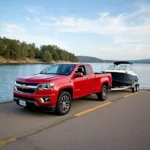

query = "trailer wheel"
[55,91,72,115]
[97,85,108,101]
[136,84,139,92]
[132,84,138,93]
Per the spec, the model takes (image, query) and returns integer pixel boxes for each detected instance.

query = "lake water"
[0,63,150,102]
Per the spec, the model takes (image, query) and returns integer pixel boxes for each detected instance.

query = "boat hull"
[107,72,138,87]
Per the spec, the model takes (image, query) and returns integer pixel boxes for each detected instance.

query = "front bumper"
[13,91,57,112]
[14,97,55,112]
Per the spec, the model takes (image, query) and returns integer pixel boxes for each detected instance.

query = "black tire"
[136,84,139,92]
[132,88,135,93]
[132,84,138,93]
[55,91,72,115]
[97,85,108,101]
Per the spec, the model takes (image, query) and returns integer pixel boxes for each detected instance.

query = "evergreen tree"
[0,40,4,56]
[42,51,52,62]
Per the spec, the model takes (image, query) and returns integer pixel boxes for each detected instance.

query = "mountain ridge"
[77,56,150,64]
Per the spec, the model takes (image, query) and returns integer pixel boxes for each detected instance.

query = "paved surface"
[0,90,130,140]
[1,90,150,149]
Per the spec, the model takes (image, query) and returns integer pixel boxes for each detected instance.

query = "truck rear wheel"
[55,91,72,115]
[97,85,108,101]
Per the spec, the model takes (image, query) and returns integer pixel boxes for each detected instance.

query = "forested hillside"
[77,56,103,62]
[0,37,78,63]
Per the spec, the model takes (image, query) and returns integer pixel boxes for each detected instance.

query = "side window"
[85,65,93,75]
[75,65,86,76]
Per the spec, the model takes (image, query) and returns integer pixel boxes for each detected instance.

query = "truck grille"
[15,81,38,94]
[16,87,36,94]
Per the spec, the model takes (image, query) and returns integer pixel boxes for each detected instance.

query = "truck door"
[73,65,89,98]
[85,65,95,94]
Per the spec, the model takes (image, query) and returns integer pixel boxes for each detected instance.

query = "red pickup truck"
[14,63,112,115]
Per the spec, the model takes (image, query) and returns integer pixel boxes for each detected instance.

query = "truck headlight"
[38,83,55,90]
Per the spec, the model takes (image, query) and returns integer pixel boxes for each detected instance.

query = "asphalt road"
[0,90,131,140]
[1,90,150,150]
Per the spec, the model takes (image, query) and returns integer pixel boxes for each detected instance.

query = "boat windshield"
[107,65,116,70]
[107,64,133,71]
[118,65,127,70]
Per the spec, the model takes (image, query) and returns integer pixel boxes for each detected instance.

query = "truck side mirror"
[74,72,83,78]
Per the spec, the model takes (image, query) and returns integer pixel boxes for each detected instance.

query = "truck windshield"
[41,64,75,75]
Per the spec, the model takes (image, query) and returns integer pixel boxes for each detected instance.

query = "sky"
[0,0,150,60]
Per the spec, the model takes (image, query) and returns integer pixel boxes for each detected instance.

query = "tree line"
[0,37,78,62]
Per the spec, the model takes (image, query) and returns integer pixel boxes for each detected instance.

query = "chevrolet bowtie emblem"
[21,84,27,89]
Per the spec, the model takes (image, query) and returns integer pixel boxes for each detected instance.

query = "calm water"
[0,63,150,102]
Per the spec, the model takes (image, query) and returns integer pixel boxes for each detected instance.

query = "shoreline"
[0,100,14,104]
[0,57,72,65]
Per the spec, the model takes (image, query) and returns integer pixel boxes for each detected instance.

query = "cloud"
[27,6,38,14]
[25,16,41,24]
[30,3,150,37]
[25,17,33,22]
[25,16,54,27]
[44,12,126,34]
[99,12,110,20]
[48,17,58,21]
[0,24,26,33]
[55,9,149,36]
[29,2,149,39]
[26,6,45,14]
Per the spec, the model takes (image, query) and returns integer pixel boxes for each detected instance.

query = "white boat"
[105,61,139,88]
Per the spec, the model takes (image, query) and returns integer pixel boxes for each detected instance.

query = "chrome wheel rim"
[60,95,70,113]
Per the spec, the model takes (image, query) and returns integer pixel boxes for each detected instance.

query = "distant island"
[0,37,78,64]
[129,59,150,64]
[77,56,150,64]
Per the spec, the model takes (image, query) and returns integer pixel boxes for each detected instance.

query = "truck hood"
[17,74,65,83]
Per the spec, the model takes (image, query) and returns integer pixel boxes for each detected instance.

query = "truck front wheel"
[55,91,72,115]
[97,85,108,101]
